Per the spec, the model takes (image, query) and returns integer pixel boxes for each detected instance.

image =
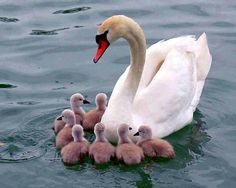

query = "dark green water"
[0,1,236,187]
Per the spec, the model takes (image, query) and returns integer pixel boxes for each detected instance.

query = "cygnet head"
[94,122,105,134]
[117,123,132,144]
[134,125,152,140]
[70,93,90,109]
[94,123,107,142]
[58,109,76,127]
[95,93,107,110]
[72,124,85,142]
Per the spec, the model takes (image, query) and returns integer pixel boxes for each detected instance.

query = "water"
[0,0,236,187]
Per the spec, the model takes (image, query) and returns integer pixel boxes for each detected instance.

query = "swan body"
[93,15,212,143]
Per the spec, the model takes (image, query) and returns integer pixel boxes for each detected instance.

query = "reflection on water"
[30,27,70,35]
[0,83,17,88]
[136,168,152,188]
[0,17,19,23]
[53,7,91,14]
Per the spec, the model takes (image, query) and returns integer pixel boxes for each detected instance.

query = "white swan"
[93,15,212,143]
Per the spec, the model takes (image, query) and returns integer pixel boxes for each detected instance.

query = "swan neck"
[124,24,146,91]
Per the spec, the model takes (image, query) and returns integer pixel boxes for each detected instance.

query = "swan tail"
[190,33,212,111]
[196,32,212,81]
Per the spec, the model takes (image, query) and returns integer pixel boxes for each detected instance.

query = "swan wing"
[132,48,197,138]
[137,35,197,92]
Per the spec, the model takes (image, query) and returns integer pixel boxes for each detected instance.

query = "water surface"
[0,0,236,187]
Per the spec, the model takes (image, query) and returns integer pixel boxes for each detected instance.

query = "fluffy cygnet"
[61,124,89,165]
[89,123,115,164]
[83,93,107,131]
[53,93,90,135]
[134,125,175,158]
[56,109,76,150]
[116,124,144,165]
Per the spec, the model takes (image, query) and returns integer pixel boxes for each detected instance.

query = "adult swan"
[93,15,212,143]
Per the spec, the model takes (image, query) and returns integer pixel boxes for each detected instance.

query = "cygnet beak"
[83,99,90,104]
[133,132,139,136]
[57,116,62,120]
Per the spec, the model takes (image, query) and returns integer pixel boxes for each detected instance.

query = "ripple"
[74,25,84,29]
[52,86,67,90]
[53,7,91,14]
[0,83,17,88]
[0,16,19,23]
[212,32,236,37]
[30,27,70,35]
[171,4,209,17]
[16,101,41,106]
[0,145,46,163]
[0,109,56,163]
[99,9,152,18]
[224,39,236,45]
[159,22,195,28]
[212,21,235,28]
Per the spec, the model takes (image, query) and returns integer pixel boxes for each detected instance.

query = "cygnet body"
[134,125,175,158]
[53,93,90,135]
[89,123,115,164]
[61,124,89,165]
[116,124,144,165]
[56,109,75,150]
[83,93,107,131]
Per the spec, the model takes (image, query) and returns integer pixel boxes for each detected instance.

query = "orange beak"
[93,31,110,63]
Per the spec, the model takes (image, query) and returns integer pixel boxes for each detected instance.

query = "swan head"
[95,93,107,109]
[72,124,84,142]
[57,109,76,127]
[93,15,139,63]
[134,125,152,140]
[70,93,90,109]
